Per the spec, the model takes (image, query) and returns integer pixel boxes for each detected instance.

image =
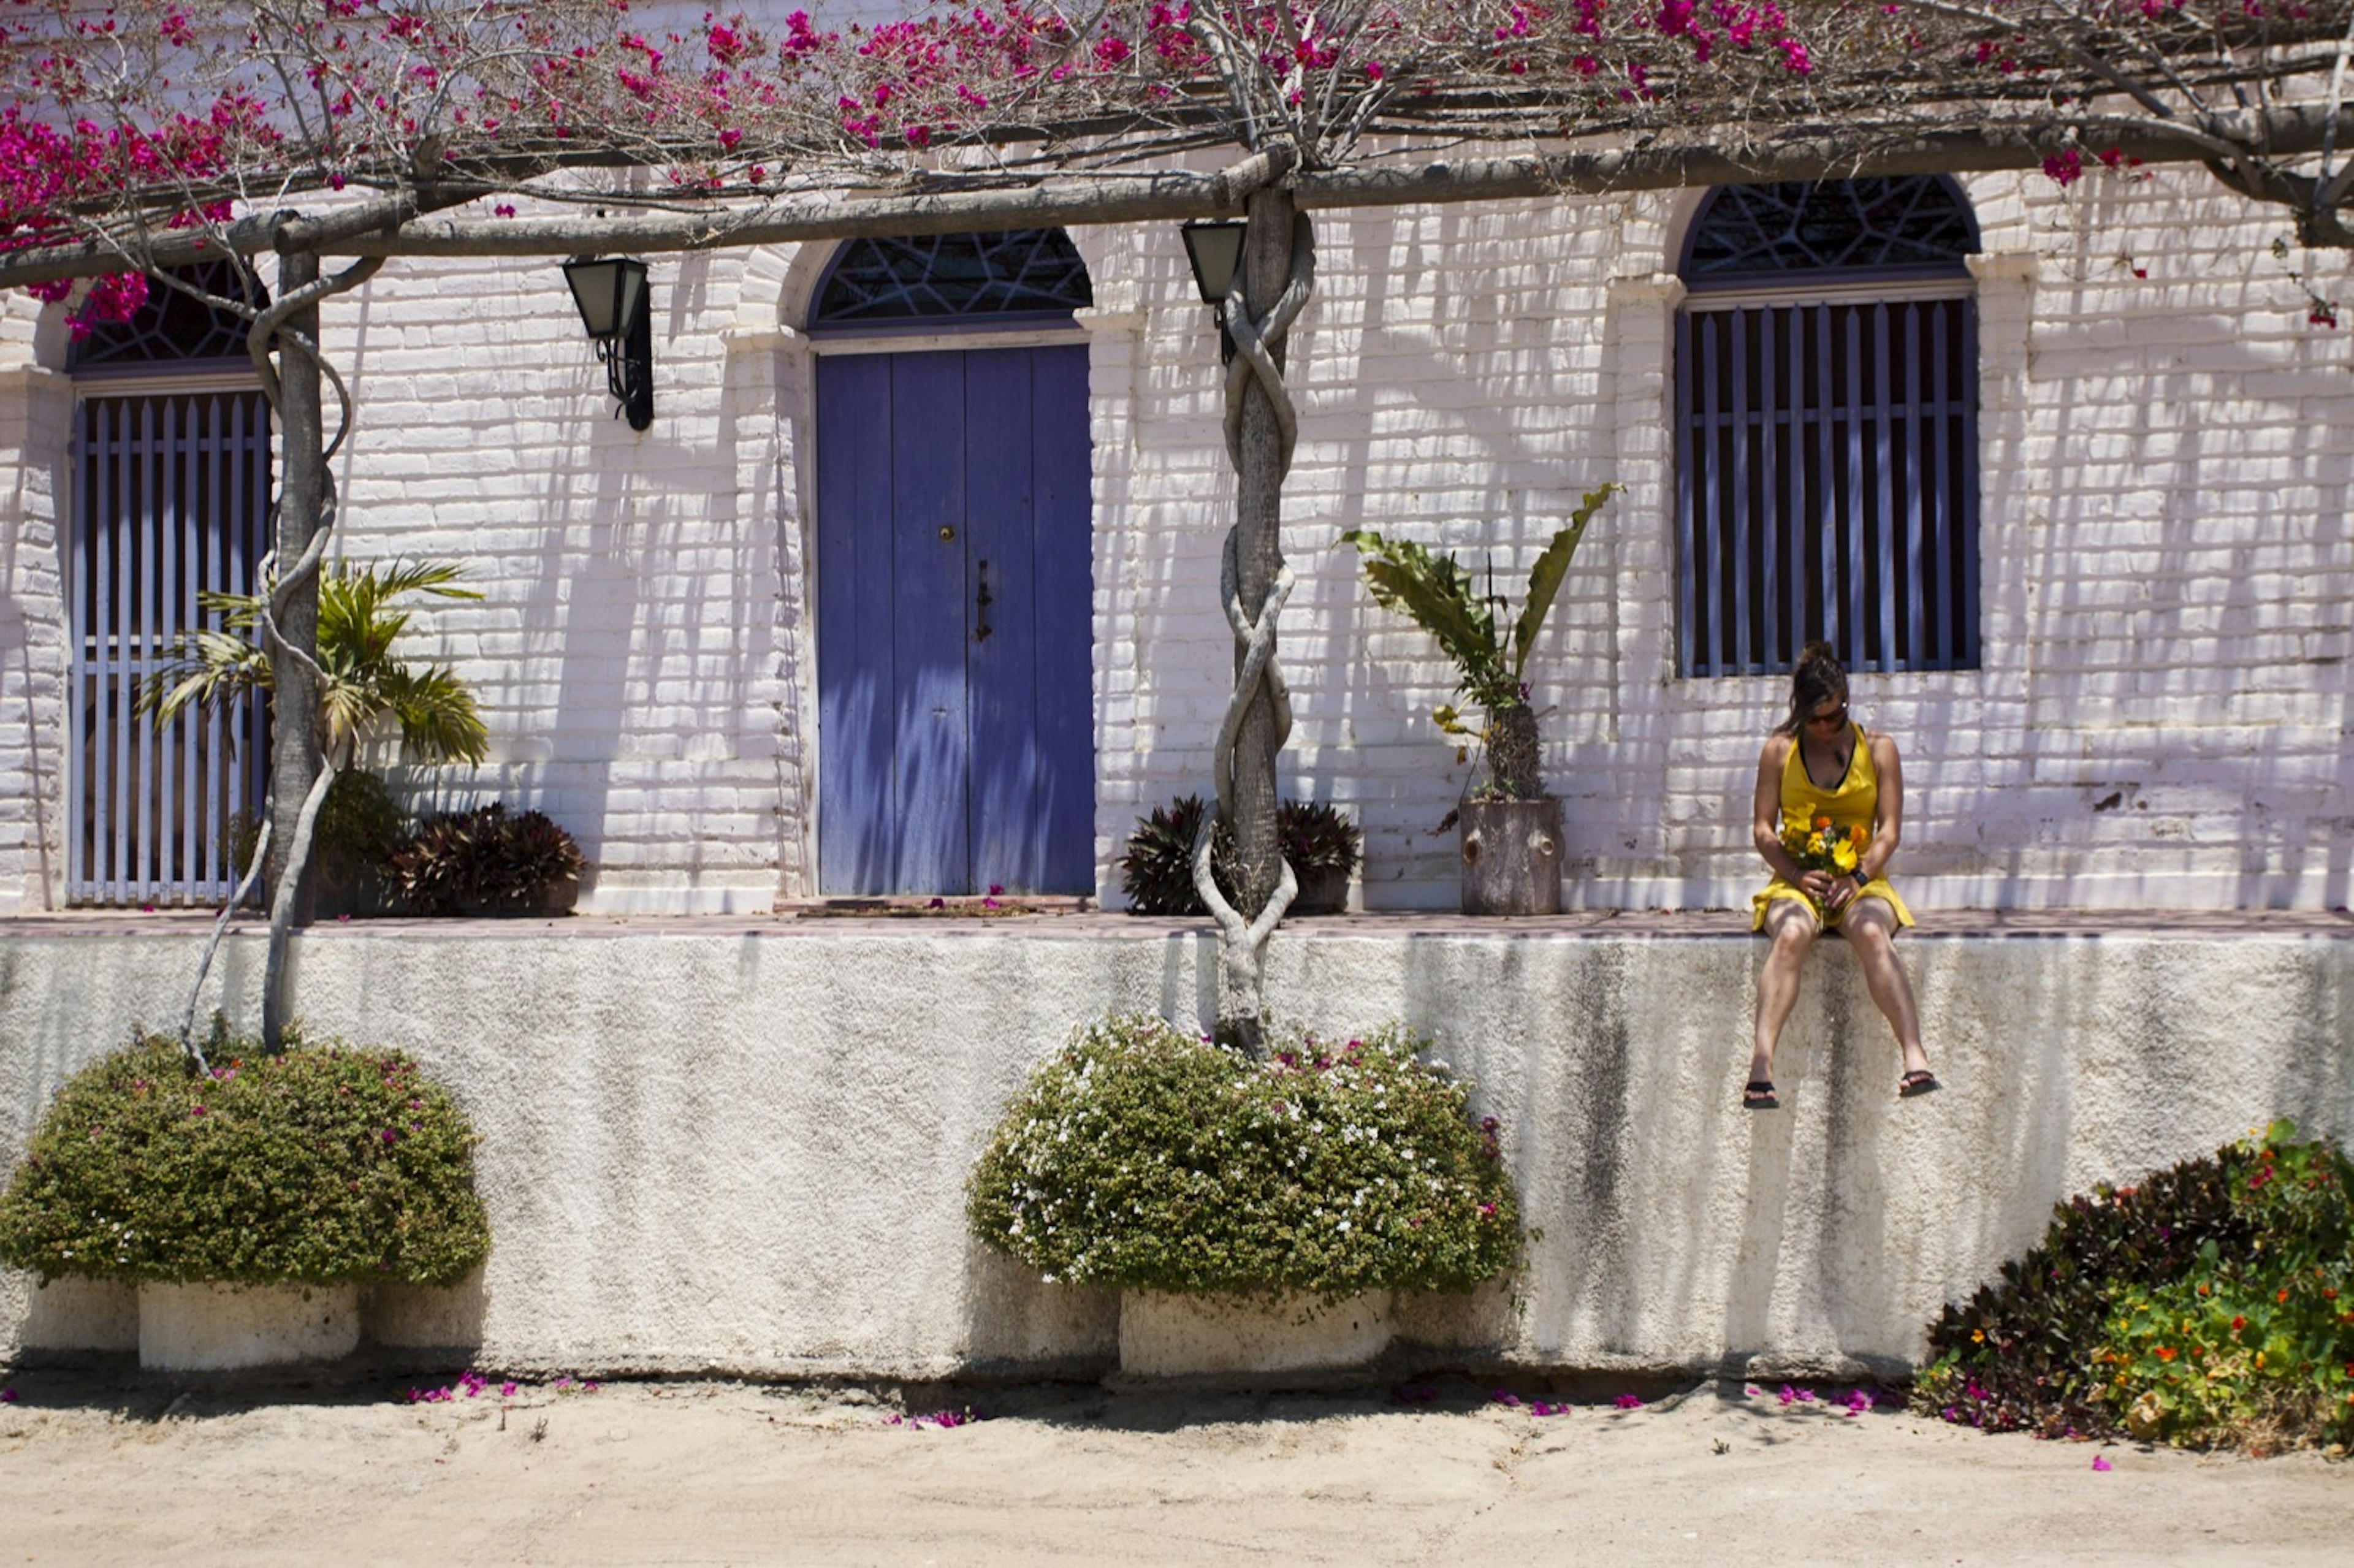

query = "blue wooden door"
[816,344,1093,895]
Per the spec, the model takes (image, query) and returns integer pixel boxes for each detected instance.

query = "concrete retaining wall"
[3,923,2350,1378]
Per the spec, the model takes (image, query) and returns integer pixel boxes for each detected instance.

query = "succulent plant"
[1120,794,1360,916]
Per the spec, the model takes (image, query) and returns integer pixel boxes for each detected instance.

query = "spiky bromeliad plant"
[1342,484,1616,800]
[969,1014,1520,1300]
[1121,795,1361,916]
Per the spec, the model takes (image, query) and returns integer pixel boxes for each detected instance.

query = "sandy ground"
[0,1369,2348,1566]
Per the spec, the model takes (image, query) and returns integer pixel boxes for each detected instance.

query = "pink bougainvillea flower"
[1613,1393,1642,1409]
[1491,1391,1521,1407]
[2092,1455,2113,1471]
[0,1387,18,1404]
[500,1382,517,1399]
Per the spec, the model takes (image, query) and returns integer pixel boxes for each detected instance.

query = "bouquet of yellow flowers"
[1783,815,1869,909]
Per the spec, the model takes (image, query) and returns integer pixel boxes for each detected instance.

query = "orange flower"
[1813,815,1831,830]
[2231,1315,2247,1331]
[2155,1346,2177,1362]
[2279,1288,2292,1303]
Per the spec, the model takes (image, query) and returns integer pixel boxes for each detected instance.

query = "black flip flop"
[1898,1069,1942,1099]
[1742,1079,1780,1111]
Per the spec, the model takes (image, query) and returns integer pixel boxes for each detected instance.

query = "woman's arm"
[1861,731,1903,881]
[1753,736,1829,900]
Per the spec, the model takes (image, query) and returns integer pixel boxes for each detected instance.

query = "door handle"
[974,559,994,643]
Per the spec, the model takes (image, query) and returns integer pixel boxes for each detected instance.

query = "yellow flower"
[1832,841,1859,873]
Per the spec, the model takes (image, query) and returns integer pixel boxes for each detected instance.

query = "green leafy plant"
[387,802,584,914]
[139,558,490,772]
[0,1029,490,1286]
[1120,795,1362,916]
[1914,1119,2354,1453]
[1341,484,1616,799]
[969,1015,1521,1300]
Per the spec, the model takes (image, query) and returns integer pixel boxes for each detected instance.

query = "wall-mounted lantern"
[561,254,653,431]
[1179,219,1247,365]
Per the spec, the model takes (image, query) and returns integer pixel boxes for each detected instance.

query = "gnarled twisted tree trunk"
[1192,185,1314,1056]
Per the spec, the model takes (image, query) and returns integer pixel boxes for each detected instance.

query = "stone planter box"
[1119,1289,1394,1378]
[1460,797,1563,915]
[137,1282,360,1371]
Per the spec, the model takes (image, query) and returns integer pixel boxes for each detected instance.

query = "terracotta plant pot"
[1290,863,1350,916]
[1460,797,1563,916]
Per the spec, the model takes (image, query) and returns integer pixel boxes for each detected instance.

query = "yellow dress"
[1750,724,1914,932]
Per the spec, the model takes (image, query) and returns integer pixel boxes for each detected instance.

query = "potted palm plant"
[1342,484,1615,915]
[140,558,493,918]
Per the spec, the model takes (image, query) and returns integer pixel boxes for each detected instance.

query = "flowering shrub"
[0,1030,490,1286]
[968,1015,1519,1299]
[1914,1120,2354,1453]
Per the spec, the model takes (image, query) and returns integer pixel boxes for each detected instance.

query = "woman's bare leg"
[1751,899,1816,1084]
[1840,898,1932,1078]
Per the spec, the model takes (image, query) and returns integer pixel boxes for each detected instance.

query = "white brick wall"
[0,165,2348,913]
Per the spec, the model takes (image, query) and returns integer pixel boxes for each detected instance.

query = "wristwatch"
[1851,868,1870,889]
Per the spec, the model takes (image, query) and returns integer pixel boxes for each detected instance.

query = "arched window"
[810,229,1092,332]
[1675,178,1981,676]
[69,258,267,371]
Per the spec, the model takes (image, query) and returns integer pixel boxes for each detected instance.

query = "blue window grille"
[810,229,1092,333]
[66,262,275,904]
[1675,178,1981,676]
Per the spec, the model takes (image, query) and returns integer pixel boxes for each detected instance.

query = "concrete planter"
[1119,1289,1394,1378]
[137,1282,360,1371]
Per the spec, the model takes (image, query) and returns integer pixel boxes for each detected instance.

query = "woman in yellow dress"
[1745,642,1938,1110]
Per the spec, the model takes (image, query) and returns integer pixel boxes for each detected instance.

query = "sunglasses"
[1804,704,1850,730]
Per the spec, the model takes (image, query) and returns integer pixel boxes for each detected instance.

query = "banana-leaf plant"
[1341,484,1616,800]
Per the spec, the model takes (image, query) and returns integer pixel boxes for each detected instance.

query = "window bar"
[134,396,160,899]
[1959,301,1983,666]
[236,390,262,896]
[1929,302,1953,668]
[1816,306,1837,657]
[1757,306,1780,671]
[67,407,90,899]
[1698,314,1723,673]
[1783,304,1805,671]
[1872,301,1896,673]
[1842,307,1864,668]
[1674,310,1697,676]
[110,400,132,900]
[1729,306,1752,673]
[159,396,183,896]
[1902,303,1925,673]
[202,395,223,894]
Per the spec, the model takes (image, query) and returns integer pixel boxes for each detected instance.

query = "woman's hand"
[1793,867,1841,908]
[1821,871,1859,915]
